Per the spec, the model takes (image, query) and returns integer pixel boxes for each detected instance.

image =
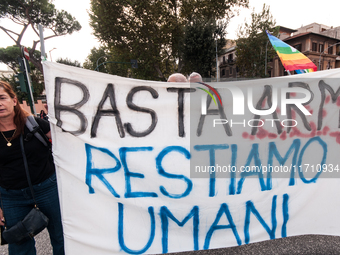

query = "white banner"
[43,61,340,254]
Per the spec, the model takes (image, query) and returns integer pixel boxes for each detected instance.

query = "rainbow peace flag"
[266,30,317,74]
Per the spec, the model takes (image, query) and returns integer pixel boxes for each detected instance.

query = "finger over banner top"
[43,61,340,255]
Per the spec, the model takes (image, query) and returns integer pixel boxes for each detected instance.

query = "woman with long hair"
[0,81,64,254]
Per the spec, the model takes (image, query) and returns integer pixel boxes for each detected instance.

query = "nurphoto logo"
[198,84,312,117]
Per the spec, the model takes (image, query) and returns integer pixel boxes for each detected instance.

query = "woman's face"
[0,87,17,119]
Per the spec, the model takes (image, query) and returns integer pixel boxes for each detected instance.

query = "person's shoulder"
[33,116,50,133]
[34,116,49,125]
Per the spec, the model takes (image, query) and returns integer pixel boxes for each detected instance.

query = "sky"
[1,0,340,70]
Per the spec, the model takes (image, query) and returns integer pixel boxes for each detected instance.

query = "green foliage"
[89,0,248,80]
[0,46,44,102]
[83,46,129,77]
[236,4,278,78]
[0,46,40,70]
[182,19,227,77]
[1,69,44,103]
[56,58,82,67]
[83,47,108,71]
[0,0,81,73]
[0,46,21,71]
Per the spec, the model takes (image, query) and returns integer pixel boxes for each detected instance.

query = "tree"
[56,58,82,68]
[0,45,41,70]
[83,46,129,77]
[181,19,227,78]
[236,4,278,78]
[0,46,44,102]
[89,0,248,81]
[83,47,108,71]
[0,0,81,73]
[0,65,45,103]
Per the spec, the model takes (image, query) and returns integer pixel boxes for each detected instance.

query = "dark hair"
[0,81,30,138]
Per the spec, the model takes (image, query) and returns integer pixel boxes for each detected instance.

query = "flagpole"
[22,53,37,115]
[265,41,269,77]
[38,24,46,61]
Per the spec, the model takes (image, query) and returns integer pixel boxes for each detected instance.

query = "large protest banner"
[43,61,340,254]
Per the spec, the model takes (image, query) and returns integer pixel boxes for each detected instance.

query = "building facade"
[218,45,237,79]
[218,23,340,79]
[273,30,340,77]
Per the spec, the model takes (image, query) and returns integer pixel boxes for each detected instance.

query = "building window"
[228,54,233,61]
[223,56,226,63]
[221,69,225,76]
[327,61,332,69]
[312,42,317,52]
[294,44,302,52]
[319,44,324,53]
[328,46,333,54]
[229,67,233,75]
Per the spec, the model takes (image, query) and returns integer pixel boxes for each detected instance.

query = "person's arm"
[35,117,51,140]
[45,131,51,140]
[0,208,4,226]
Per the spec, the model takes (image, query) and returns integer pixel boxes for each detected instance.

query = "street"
[1,232,340,254]
[0,229,51,255]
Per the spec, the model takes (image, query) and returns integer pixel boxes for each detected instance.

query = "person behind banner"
[188,72,203,83]
[0,81,64,255]
[167,73,188,82]
[40,109,48,121]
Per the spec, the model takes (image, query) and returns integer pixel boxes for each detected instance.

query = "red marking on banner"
[322,126,330,135]
[240,120,334,142]
[305,105,313,114]
[325,95,330,104]
[330,131,340,144]
[256,127,268,139]
[291,111,296,119]
[337,97,340,106]
[289,121,317,138]
[268,133,278,139]
[280,131,287,140]
[289,127,302,138]
[309,122,317,137]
